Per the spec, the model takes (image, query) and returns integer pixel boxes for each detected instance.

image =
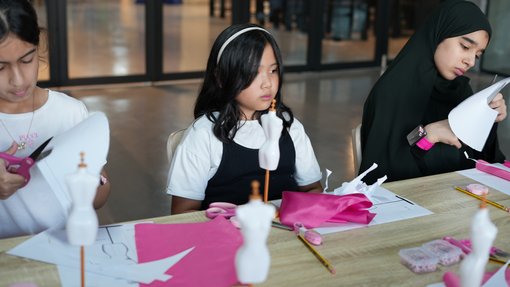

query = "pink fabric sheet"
[279,191,376,229]
[135,216,242,287]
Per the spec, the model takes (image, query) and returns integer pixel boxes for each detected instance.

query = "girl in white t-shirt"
[0,0,110,238]
[167,23,322,214]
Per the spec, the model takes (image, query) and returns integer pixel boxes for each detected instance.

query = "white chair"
[351,124,362,173]
[166,128,186,163]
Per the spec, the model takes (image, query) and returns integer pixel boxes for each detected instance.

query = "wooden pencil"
[297,234,336,275]
[454,186,510,213]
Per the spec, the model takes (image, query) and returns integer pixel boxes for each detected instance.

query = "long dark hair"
[194,23,294,143]
[0,0,40,45]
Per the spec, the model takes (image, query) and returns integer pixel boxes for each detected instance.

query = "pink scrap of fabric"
[443,270,510,286]
[279,191,376,229]
[135,216,243,287]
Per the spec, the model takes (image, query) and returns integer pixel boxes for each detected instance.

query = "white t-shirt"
[0,90,88,238]
[167,114,322,201]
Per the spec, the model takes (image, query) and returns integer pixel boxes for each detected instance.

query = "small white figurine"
[459,200,498,287]
[235,181,276,284]
[66,152,99,246]
[259,99,282,171]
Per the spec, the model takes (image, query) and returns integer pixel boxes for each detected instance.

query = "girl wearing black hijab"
[359,0,507,183]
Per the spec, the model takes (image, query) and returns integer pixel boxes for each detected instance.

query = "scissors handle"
[14,157,35,183]
[0,153,34,183]
[0,153,22,166]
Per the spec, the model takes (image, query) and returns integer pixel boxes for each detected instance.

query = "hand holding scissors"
[0,143,26,199]
[0,138,52,197]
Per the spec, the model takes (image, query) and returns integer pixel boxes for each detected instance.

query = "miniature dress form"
[235,181,276,284]
[259,100,282,171]
[66,153,99,246]
[459,202,498,287]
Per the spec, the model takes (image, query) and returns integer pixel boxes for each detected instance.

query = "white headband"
[216,27,270,64]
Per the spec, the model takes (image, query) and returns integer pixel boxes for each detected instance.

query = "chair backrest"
[351,124,362,173]
[166,128,186,163]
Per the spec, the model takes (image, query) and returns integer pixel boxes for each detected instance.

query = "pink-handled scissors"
[0,137,52,186]
[443,236,509,258]
[205,202,237,219]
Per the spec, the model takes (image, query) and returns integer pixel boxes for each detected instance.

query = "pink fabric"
[504,160,510,168]
[416,137,435,151]
[443,270,510,287]
[279,191,376,229]
[476,160,510,181]
[135,216,242,287]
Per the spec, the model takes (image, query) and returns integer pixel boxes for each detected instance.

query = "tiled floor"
[66,69,509,225]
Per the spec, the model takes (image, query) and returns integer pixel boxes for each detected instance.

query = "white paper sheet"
[35,112,110,210]
[448,77,510,151]
[315,186,433,235]
[457,166,510,196]
[426,260,510,287]
[7,224,193,285]
[482,259,510,287]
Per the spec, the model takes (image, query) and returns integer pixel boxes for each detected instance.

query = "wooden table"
[2,172,510,286]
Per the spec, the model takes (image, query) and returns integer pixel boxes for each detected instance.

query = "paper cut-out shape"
[7,226,192,284]
[326,163,387,201]
[135,217,242,287]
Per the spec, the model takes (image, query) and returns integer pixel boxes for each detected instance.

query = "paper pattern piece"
[330,163,387,199]
[36,112,110,213]
[458,166,510,196]
[8,224,191,285]
[448,77,510,151]
[135,216,243,287]
[314,186,432,235]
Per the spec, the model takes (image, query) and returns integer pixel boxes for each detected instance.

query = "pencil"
[454,186,510,213]
[297,234,336,275]
[489,256,510,267]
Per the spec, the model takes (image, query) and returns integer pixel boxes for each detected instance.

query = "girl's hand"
[0,143,26,200]
[424,120,462,149]
[489,93,507,123]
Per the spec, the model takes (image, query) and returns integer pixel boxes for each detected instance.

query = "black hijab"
[359,0,505,183]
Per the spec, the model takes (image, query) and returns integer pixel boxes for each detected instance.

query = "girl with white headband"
[167,23,322,214]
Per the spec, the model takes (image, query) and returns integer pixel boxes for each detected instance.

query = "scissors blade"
[28,137,52,161]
